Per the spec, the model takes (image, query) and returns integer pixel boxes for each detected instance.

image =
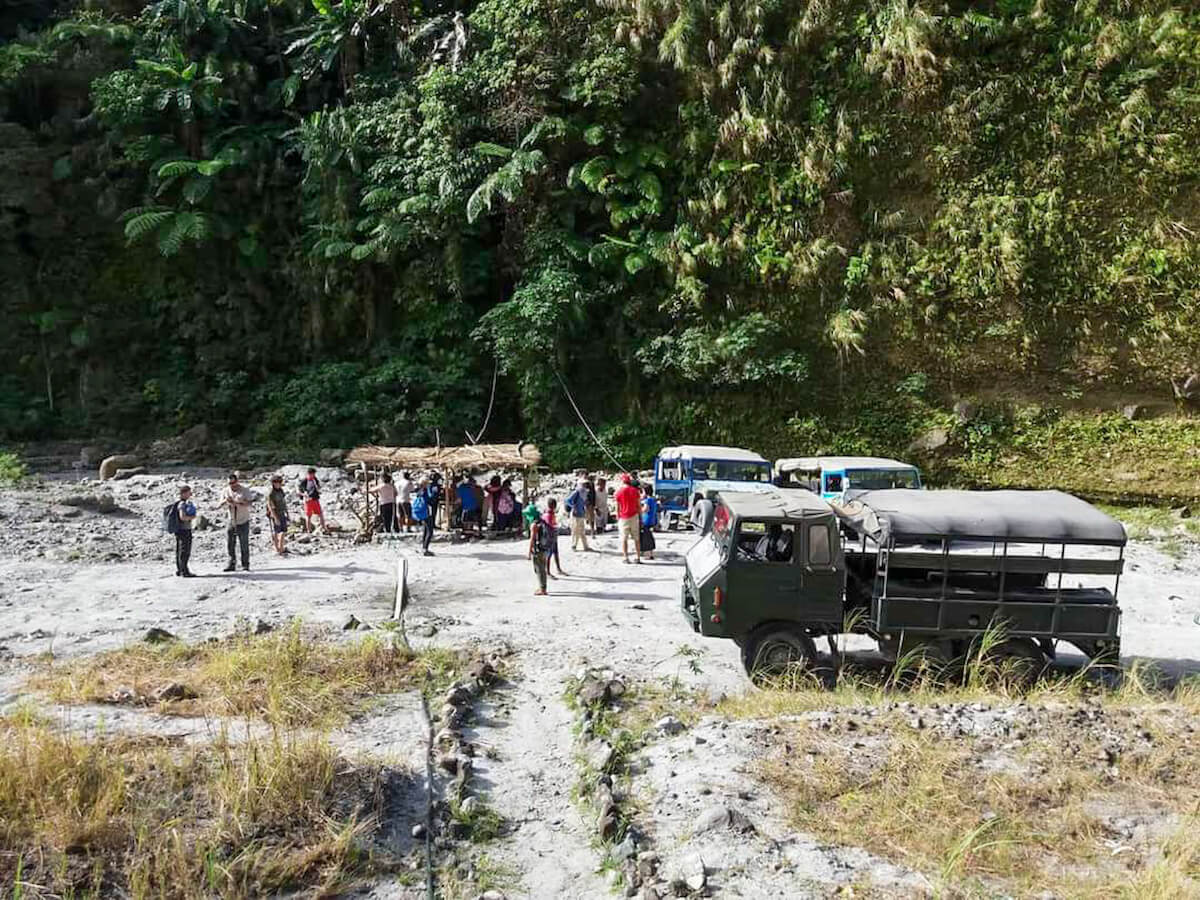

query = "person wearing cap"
[173,485,197,577]
[524,503,549,595]
[266,475,290,555]
[565,479,590,552]
[223,472,255,571]
[614,473,642,564]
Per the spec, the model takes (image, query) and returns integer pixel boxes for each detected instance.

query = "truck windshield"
[845,467,921,490]
[693,460,772,482]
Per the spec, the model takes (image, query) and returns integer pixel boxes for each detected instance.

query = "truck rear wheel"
[988,638,1047,686]
[741,626,822,686]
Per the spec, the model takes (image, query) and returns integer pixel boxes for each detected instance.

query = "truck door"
[722,520,800,634]
[799,520,843,623]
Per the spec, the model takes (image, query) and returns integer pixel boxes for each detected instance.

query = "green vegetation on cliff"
[2,0,1198,465]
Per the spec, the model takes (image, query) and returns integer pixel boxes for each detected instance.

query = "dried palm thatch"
[345,442,541,472]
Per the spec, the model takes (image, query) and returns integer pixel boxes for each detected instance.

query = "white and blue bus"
[774,456,922,504]
[654,445,774,528]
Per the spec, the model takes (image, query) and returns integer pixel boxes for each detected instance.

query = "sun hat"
[522,503,540,524]
[621,472,633,484]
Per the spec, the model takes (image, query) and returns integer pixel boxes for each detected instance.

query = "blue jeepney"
[774,456,922,504]
[654,445,774,527]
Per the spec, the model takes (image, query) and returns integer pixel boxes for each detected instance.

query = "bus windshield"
[845,467,921,490]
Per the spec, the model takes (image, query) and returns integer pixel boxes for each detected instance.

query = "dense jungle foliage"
[2,0,1198,461]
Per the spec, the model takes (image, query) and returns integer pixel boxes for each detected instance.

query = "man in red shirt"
[614,473,642,564]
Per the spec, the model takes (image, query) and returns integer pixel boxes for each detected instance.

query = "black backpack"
[534,519,554,553]
[162,501,181,535]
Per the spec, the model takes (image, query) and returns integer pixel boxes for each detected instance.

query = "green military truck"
[681,488,1126,680]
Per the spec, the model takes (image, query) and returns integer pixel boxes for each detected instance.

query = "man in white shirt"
[223,471,255,572]
[398,471,415,533]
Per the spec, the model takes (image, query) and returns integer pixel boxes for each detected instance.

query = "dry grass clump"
[722,651,1200,721]
[0,711,408,898]
[758,700,1200,897]
[29,622,461,727]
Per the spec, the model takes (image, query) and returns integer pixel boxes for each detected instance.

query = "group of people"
[524,473,660,595]
[165,465,680,592]
[166,468,329,576]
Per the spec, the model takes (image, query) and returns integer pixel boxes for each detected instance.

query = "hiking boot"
[182,571,197,578]
[223,562,236,572]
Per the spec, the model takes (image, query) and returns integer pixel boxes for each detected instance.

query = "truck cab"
[774,456,922,504]
[655,445,774,528]
[682,490,844,674]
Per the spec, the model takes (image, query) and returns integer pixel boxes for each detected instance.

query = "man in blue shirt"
[175,485,198,577]
[457,475,481,534]
[565,479,590,551]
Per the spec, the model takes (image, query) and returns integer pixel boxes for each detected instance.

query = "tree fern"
[122,207,175,242]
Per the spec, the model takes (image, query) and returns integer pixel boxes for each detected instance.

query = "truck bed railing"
[886,551,1123,577]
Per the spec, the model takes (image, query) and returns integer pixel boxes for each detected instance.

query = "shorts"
[304,499,323,517]
[272,519,289,534]
[618,516,639,540]
[464,508,481,524]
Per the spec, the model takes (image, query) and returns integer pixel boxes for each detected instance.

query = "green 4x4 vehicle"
[681,488,1127,680]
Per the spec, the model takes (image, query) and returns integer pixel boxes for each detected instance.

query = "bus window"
[845,467,920,490]
[824,473,844,494]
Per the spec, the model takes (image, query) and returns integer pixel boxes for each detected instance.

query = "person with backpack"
[565,479,590,552]
[412,477,436,556]
[266,474,290,555]
[164,485,197,577]
[525,503,550,595]
[299,467,327,534]
[492,478,516,532]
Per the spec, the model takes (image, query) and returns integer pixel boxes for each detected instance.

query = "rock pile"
[571,667,700,899]
[431,649,510,842]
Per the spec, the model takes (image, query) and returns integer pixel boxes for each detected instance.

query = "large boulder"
[952,400,978,424]
[113,466,147,480]
[907,427,950,455]
[99,454,139,481]
[179,423,210,451]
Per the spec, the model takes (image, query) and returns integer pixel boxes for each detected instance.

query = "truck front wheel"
[741,626,822,686]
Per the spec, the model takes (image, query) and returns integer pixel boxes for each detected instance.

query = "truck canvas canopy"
[841,489,1127,545]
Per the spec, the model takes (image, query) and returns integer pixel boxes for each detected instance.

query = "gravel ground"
[2,467,1200,898]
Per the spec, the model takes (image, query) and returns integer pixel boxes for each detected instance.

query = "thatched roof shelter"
[345,442,542,472]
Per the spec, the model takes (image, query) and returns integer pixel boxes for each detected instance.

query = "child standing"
[525,503,550,595]
[542,498,566,576]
